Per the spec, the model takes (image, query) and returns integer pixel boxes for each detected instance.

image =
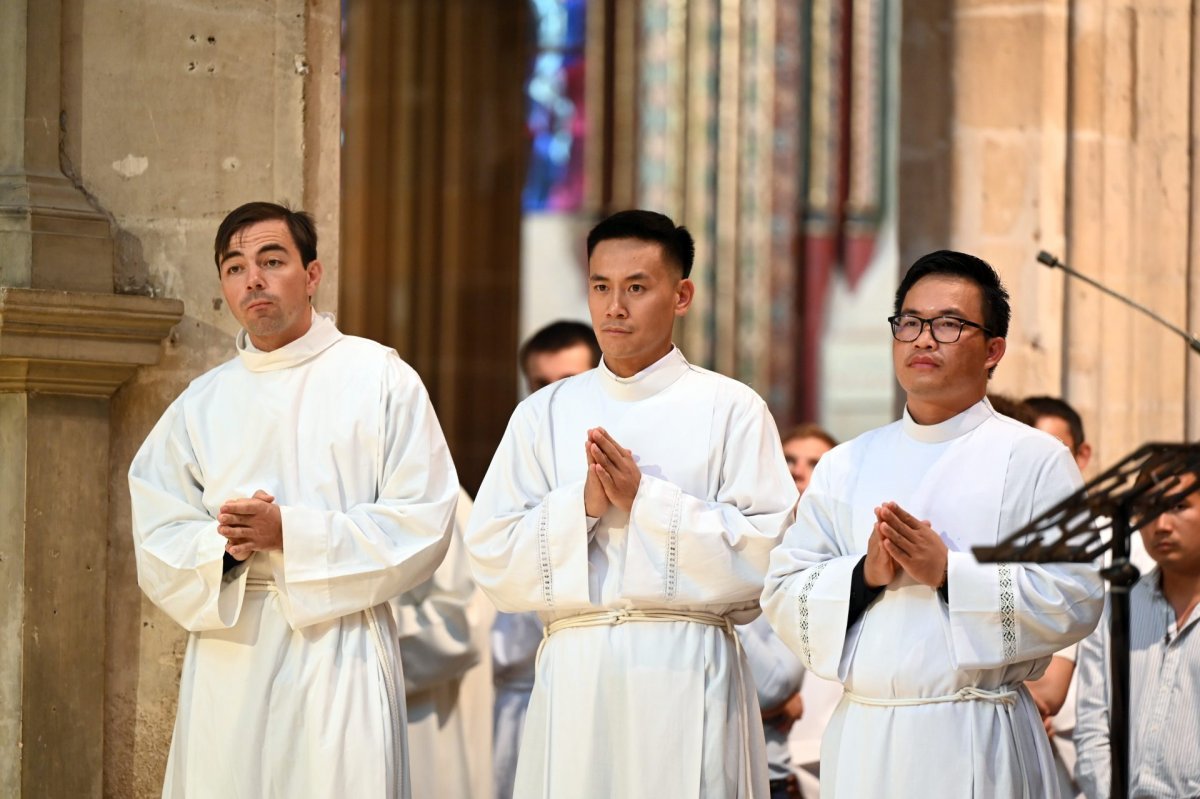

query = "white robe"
[129,312,458,798]
[465,347,798,799]
[762,398,1104,799]
[394,488,491,799]
[490,609,541,799]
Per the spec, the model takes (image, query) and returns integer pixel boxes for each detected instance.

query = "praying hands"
[217,489,283,560]
[874,501,948,589]
[584,427,642,516]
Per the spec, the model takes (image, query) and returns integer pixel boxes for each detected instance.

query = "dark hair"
[214,202,318,273]
[894,250,1010,378]
[988,393,1037,426]
[894,250,1010,337]
[1025,395,1086,452]
[586,209,695,278]
[782,423,838,449]
[519,320,601,375]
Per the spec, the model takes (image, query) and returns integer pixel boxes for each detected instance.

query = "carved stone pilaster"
[0,287,183,396]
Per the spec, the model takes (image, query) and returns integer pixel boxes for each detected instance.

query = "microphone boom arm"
[1037,251,1200,355]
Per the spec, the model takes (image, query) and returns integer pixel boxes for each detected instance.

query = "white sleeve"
[464,396,592,612]
[273,358,459,628]
[129,401,247,632]
[761,453,861,681]
[945,449,1104,669]
[620,398,798,606]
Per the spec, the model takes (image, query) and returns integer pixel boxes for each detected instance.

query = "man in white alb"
[129,202,458,798]
[762,250,1104,798]
[466,210,798,799]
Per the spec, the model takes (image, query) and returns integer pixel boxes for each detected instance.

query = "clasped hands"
[864,501,948,590]
[583,427,642,517]
[217,489,283,561]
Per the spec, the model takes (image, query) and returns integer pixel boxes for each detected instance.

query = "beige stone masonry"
[0,288,183,396]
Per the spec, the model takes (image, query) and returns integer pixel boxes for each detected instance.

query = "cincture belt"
[537,609,761,799]
[844,685,1018,707]
[244,577,277,592]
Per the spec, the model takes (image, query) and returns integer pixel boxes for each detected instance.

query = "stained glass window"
[523,0,587,211]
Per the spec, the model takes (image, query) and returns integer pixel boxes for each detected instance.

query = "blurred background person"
[394,491,489,799]
[781,424,838,496]
[1020,395,1153,798]
[777,424,841,796]
[492,319,600,799]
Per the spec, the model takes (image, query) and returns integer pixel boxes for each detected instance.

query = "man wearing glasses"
[762,250,1103,798]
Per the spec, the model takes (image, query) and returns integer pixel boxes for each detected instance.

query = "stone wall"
[52,1,342,795]
[901,0,1199,472]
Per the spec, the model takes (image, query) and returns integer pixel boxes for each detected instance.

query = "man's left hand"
[588,427,642,514]
[876,501,947,589]
[218,489,283,560]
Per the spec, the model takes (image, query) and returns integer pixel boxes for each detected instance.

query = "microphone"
[1037,251,1200,355]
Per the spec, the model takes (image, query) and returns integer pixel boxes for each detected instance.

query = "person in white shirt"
[762,249,1104,798]
[465,209,797,798]
[1074,465,1200,799]
[129,202,458,798]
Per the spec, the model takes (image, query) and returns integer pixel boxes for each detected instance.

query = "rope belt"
[537,609,759,798]
[844,685,1018,707]
[544,607,731,638]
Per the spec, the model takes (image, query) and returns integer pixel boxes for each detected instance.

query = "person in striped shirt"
[1074,466,1200,798]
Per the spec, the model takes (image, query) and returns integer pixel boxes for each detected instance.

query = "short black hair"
[1025,395,1086,452]
[988,393,1037,426]
[519,320,601,375]
[214,202,318,274]
[586,209,695,278]
[894,250,1011,378]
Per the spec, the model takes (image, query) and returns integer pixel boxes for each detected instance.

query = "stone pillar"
[0,2,183,796]
[0,0,113,292]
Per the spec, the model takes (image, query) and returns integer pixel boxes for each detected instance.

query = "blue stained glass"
[523,0,587,212]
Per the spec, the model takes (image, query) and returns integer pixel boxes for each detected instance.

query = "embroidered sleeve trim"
[999,563,1016,661]
[664,487,682,601]
[797,562,828,665]
[537,502,554,607]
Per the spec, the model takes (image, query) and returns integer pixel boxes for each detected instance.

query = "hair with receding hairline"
[214,201,318,274]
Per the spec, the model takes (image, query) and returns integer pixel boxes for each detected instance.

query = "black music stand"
[972,443,1200,799]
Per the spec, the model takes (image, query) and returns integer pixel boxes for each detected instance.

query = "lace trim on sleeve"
[537,502,554,607]
[999,563,1016,661]
[798,562,829,664]
[664,488,682,600]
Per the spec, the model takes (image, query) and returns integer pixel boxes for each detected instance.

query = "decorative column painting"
[634,0,890,424]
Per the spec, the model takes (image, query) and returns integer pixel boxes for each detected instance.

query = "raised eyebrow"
[219,249,244,267]
[256,244,289,259]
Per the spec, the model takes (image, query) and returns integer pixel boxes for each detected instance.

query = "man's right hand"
[864,521,897,588]
[584,437,609,518]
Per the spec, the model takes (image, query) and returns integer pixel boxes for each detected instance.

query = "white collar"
[902,396,994,443]
[596,346,691,402]
[236,310,342,372]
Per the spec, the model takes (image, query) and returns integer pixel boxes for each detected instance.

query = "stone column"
[0,2,183,796]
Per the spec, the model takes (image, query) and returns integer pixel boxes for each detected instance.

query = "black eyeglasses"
[888,314,993,343]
